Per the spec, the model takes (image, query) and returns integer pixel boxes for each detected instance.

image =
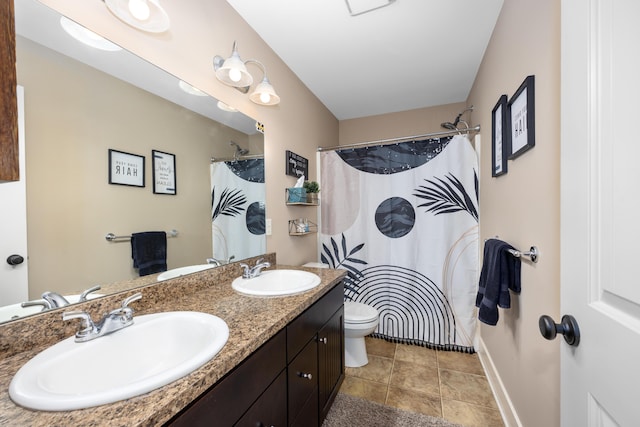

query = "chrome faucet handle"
[79,285,101,302]
[240,263,251,278]
[107,293,142,320]
[251,261,270,276]
[227,255,235,263]
[62,310,97,340]
[121,292,142,308]
[254,258,264,265]
[21,300,50,311]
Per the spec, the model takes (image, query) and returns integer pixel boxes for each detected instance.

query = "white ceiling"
[226,0,504,120]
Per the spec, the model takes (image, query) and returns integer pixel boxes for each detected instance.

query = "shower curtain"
[320,135,478,352]
[210,159,265,262]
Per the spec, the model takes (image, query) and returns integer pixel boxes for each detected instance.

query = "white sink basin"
[0,293,104,323]
[157,264,217,281]
[9,311,229,411]
[232,269,321,296]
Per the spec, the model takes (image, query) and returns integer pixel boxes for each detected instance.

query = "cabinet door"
[288,339,318,425]
[318,307,344,423]
[235,370,287,427]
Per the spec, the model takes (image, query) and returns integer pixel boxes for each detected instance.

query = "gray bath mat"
[323,393,464,427]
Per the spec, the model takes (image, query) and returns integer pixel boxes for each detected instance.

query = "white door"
[0,86,28,305]
[561,1,640,425]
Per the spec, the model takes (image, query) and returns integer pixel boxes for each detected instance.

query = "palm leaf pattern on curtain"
[320,233,367,295]
[211,187,247,221]
[413,170,479,222]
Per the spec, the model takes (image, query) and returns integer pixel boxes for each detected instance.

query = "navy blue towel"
[131,231,167,276]
[475,239,521,325]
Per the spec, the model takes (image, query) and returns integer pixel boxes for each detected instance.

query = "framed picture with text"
[492,94,508,177]
[108,149,145,187]
[152,150,176,195]
[508,75,535,159]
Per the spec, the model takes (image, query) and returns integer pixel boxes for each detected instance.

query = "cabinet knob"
[298,372,313,380]
[318,337,327,344]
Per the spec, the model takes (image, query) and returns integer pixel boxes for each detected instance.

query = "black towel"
[475,239,521,325]
[131,231,167,276]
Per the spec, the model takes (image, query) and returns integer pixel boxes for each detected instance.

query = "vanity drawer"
[288,338,318,425]
[167,329,286,426]
[287,282,344,362]
[235,370,287,427]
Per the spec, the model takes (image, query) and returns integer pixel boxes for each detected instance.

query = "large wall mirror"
[0,0,266,323]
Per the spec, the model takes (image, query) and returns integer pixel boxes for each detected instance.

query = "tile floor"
[339,337,505,427]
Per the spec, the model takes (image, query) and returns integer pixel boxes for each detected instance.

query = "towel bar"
[507,246,538,263]
[105,229,178,242]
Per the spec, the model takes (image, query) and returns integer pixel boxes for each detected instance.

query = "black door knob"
[6,254,24,266]
[539,314,580,347]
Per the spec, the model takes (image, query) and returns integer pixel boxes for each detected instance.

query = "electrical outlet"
[265,218,272,235]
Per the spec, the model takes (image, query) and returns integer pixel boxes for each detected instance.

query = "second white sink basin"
[9,311,229,411]
[232,269,321,296]
[157,264,217,281]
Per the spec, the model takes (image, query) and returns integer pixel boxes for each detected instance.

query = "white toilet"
[302,262,380,368]
[343,301,379,367]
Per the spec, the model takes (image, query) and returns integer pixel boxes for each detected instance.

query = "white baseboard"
[476,335,523,427]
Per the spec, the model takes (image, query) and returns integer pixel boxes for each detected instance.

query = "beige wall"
[18,36,251,298]
[339,102,468,145]
[467,0,561,425]
[38,0,338,271]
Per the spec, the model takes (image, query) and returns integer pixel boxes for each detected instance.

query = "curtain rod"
[210,154,264,163]
[317,125,480,152]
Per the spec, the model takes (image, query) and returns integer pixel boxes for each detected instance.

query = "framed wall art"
[492,94,509,177]
[508,75,535,159]
[152,150,176,195]
[108,149,145,187]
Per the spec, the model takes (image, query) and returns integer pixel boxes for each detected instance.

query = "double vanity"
[0,254,346,426]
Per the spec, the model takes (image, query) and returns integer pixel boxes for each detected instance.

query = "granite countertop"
[0,256,346,426]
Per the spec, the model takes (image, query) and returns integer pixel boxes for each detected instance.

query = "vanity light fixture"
[59,17,122,52]
[178,80,207,97]
[213,42,281,106]
[104,0,170,33]
[217,101,238,112]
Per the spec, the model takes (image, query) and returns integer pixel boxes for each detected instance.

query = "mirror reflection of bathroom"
[1,0,265,323]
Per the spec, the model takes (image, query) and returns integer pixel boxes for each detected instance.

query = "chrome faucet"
[207,255,236,266]
[29,285,102,311]
[41,292,70,309]
[240,258,271,279]
[62,293,142,342]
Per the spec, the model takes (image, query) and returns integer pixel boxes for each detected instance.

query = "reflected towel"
[475,238,521,325]
[131,231,167,276]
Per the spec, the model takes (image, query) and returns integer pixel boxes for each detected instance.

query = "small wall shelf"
[285,188,319,206]
[288,220,318,236]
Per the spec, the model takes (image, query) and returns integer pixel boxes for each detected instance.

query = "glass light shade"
[249,76,280,106]
[215,51,253,87]
[178,80,207,96]
[128,0,150,20]
[105,0,170,33]
[59,17,122,52]
[217,101,238,112]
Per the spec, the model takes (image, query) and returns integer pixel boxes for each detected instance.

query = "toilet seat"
[344,301,378,324]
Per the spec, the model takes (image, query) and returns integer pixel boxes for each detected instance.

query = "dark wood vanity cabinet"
[166,282,344,427]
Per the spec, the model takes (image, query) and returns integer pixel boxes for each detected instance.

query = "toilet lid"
[344,301,378,323]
